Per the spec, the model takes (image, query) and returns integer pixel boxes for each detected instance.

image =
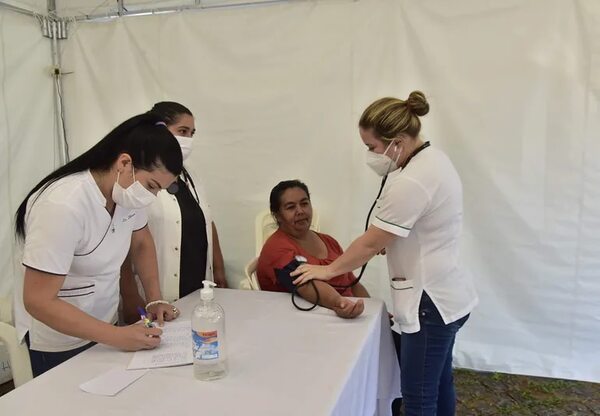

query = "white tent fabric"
[2,0,600,382]
[0,9,58,298]
[4,0,281,18]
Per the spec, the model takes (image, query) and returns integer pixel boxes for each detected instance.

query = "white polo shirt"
[372,146,478,333]
[15,170,147,352]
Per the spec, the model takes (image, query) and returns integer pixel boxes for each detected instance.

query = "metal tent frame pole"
[47,0,70,164]
[0,0,70,165]
[0,0,320,166]
[73,0,294,22]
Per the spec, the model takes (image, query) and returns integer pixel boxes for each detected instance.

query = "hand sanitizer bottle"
[192,281,227,380]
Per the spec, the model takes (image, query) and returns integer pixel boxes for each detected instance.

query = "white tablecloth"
[0,289,400,416]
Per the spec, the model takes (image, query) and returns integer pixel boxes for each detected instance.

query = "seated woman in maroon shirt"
[257,180,369,319]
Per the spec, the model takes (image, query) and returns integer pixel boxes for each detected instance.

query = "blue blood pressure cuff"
[274,256,307,292]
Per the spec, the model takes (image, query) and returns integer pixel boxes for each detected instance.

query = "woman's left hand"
[214,274,228,288]
[147,303,180,326]
[291,264,335,285]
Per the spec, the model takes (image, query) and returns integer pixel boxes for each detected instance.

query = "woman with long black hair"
[14,112,182,376]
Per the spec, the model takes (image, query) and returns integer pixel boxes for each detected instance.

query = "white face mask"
[111,167,157,209]
[175,135,193,161]
[366,141,402,176]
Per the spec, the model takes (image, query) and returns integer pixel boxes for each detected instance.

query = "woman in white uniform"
[121,102,227,324]
[293,92,478,416]
[14,113,181,377]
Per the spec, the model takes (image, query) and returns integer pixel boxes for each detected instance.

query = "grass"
[454,369,600,416]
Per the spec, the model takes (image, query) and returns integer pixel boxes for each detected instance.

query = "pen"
[137,306,154,328]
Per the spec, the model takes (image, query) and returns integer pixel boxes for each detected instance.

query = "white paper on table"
[127,319,193,370]
[79,368,149,396]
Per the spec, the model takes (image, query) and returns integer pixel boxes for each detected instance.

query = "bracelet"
[145,300,170,311]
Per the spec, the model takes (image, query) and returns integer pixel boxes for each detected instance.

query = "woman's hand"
[112,324,162,351]
[146,302,180,326]
[291,264,335,285]
[332,298,364,319]
[214,273,228,289]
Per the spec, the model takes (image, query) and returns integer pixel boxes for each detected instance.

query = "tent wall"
[0,9,57,299]
[2,0,598,382]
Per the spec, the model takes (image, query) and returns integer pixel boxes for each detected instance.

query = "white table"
[0,289,400,416]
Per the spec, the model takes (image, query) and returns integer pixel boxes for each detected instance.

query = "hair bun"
[406,91,429,117]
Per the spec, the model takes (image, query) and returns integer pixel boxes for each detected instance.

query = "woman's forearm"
[211,222,228,287]
[130,233,162,302]
[297,281,343,310]
[328,226,396,276]
[25,297,120,346]
[120,252,144,300]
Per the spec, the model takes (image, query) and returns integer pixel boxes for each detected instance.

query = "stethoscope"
[182,168,201,204]
[291,140,431,311]
[167,167,201,205]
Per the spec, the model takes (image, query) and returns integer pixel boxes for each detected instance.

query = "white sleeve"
[22,199,83,275]
[132,207,148,231]
[372,176,431,238]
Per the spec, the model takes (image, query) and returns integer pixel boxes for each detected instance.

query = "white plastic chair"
[241,257,260,291]
[0,297,33,387]
[254,209,320,256]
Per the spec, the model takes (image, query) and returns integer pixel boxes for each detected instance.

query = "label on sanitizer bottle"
[192,330,219,360]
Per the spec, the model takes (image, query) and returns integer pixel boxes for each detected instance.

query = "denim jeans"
[392,329,403,415]
[25,332,95,377]
[400,292,469,416]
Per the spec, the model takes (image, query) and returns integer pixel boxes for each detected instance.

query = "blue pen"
[137,306,154,328]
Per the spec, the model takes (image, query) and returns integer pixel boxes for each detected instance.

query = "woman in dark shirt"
[120,102,227,323]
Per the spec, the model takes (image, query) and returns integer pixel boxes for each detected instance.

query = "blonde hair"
[358,91,429,140]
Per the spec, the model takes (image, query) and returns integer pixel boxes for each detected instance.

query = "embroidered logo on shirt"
[121,212,137,222]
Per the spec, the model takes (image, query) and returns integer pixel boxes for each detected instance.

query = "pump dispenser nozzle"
[201,280,217,301]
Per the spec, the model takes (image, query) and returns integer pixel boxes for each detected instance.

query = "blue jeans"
[25,333,95,377]
[400,293,469,416]
[392,330,403,415]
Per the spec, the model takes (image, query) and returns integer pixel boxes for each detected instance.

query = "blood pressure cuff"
[274,258,305,293]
